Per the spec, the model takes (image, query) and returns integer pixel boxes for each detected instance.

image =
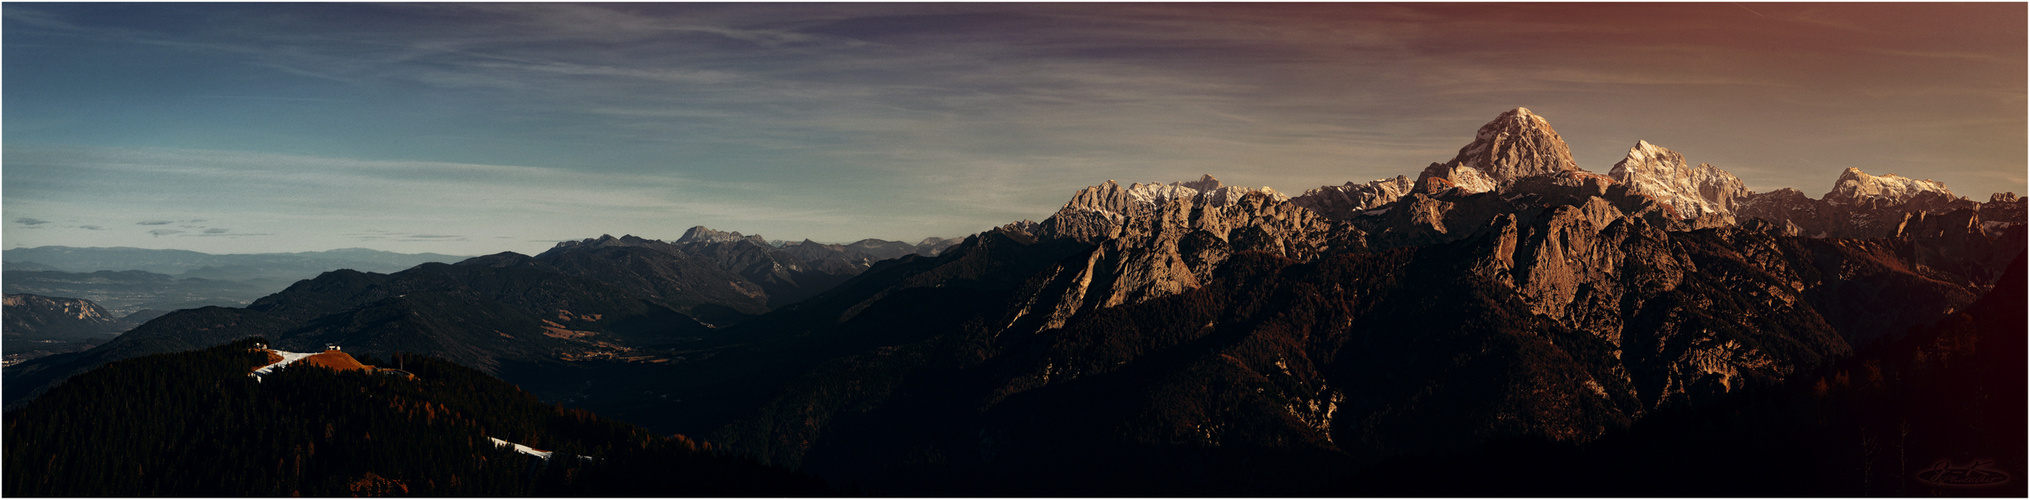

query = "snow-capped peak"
[1607,140,1749,220]
[1060,174,1287,216]
[1289,175,1417,217]
[1825,167,1956,206]
[1419,107,1584,191]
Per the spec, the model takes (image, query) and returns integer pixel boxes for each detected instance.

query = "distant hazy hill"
[2,269,283,315]
[1,246,467,320]
[0,261,59,272]
[1,246,465,280]
[2,294,140,367]
[2,294,131,340]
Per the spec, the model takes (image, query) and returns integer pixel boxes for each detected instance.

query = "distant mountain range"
[1,293,150,368]
[6,108,2021,496]
[2,269,284,316]
[0,247,472,368]
[2,246,468,280]
[3,246,470,315]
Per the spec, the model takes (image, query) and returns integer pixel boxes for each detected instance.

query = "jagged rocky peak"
[1058,174,1287,216]
[549,234,662,251]
[1179,173,1221,191]
[1607,140,1750,220]
[1824,167,1956,206]
[1290,175,1417,219]
[676,225,769,245]
[1417,107,1585,193]
[1980,192,2026,226]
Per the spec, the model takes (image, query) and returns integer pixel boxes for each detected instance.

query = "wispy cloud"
[5,144,864,252]
[4,3,2021,253]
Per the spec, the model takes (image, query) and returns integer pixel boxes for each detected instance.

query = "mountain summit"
[676,226,769,245]
[1824,167,1956,206]
[1417,107,1585,192]
[1607,140,1751,221]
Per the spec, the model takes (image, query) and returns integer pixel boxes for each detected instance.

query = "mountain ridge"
[640,107,2024,494]
[4,107,2020,496]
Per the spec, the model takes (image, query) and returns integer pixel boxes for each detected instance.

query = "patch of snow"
[490,437,592,461]
[490,437,555,460]
[249,349,318,382]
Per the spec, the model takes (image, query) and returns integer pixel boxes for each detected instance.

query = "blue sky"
[5,3,2023,255]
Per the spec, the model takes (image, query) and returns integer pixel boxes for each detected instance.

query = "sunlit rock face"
[1289,175,1416,220]
[1607,140,1750,221]
[1023,174,1352,331]
[1417,107,1585,193]
[1823,167,1956,206]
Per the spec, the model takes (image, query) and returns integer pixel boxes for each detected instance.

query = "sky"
[4,3,2024,256]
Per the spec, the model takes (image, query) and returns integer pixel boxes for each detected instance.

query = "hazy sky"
[5,3,2023,255]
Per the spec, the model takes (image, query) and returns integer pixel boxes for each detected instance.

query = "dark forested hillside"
[0,256,719,408]
[1,337,831,496]
[1,230,954,409]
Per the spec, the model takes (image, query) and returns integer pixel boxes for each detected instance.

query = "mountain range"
[2,247,468,280]
[0,234,960,370]
[6,108,2021,496]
